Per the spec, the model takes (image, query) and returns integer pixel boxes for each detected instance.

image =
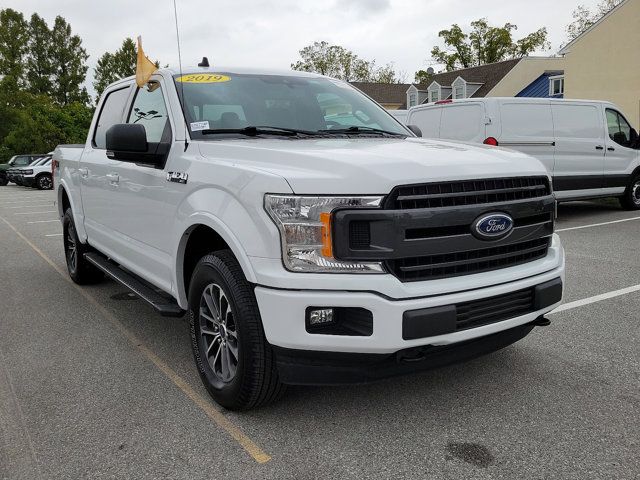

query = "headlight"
[265,194,385,273]
[22,169,33,175]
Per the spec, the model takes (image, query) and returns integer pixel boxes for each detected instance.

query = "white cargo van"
[406,98,640,208]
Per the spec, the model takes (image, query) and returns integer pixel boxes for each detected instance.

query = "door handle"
[78,167,89,177]
[607,146,615,151]
[595,145,604,150]
[106,173,119,185]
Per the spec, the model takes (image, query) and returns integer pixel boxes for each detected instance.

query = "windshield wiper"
[316,126,406,137]
[200,126,317,137]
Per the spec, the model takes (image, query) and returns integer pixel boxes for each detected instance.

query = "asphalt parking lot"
[1,185,639,480]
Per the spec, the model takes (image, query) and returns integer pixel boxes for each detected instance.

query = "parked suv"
[0,154,41,186]
[54,67,564,410]
[406,98,640,208]
[19,156,53,189]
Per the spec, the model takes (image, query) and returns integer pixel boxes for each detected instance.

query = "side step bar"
[84,252,185,317]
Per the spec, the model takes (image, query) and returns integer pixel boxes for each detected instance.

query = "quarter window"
[93,86,131,149]
[127,82,170,143]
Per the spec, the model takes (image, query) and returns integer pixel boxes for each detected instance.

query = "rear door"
[497,101,555,173]
[551,102,605,193]
[438,102,486,143]
[604,108,639,190]
[80,83,134,254]
[407,106,442,139]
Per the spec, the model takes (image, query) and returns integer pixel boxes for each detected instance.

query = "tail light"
[483,137,499,146]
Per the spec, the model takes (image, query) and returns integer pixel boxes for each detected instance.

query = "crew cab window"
[127,82,170,143]
[606,109,632,147]
[93,86,131,149]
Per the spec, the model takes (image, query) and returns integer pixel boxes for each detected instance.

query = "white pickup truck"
[54,66,564,410]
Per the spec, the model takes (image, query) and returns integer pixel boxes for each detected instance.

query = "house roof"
[412,58,523,98]
[516,70,564,97]
[558,0,629,54]
[349,82,412,107]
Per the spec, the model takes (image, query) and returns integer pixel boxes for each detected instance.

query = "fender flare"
[57,180,88,243]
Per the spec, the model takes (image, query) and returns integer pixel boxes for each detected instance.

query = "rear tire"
[63,208,104,284]
[36,173,53,190]
[620,174,640,210]
[188,250,284,410]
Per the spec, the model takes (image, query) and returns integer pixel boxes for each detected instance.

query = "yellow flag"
[136,36,157,87]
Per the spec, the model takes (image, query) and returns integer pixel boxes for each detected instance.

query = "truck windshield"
[173,73,408,139]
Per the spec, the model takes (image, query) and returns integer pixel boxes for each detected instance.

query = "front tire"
[620,174,640,210]
[188,250,283,410]
[0,174,7,186]
[63,208,104,284]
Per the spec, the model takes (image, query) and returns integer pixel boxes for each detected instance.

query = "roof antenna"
[173,0,189,152]
[198,57,209,67]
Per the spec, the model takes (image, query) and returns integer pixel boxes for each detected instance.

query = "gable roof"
[413,58,523,98]
[559,0,629,54]
[349,82,412,107]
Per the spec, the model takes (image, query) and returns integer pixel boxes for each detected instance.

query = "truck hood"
[197,137,549,194]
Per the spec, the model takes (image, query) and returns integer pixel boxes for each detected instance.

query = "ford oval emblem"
[472,213,514,240]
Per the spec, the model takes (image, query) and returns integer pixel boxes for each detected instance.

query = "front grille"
[456,287,535,331]
[386,176,550,210]
[386,237,550,282]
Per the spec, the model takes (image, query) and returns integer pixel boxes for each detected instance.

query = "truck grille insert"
[386,237,550,282]
[455,287,535,331]
[386,176,551,210]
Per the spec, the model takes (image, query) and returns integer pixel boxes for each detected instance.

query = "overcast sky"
[5,0,603,90]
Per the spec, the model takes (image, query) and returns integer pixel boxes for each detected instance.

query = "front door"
[105,78,177,292]
[604,108,639,190]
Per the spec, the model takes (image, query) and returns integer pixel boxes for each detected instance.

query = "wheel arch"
[175,216,257,308]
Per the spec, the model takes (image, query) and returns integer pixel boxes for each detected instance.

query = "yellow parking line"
[0,215,272,464]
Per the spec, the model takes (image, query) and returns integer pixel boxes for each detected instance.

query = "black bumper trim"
[273,321,537,386]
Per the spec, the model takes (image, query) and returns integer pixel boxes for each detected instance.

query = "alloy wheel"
[199,283,239,383]
[65,223,77,272]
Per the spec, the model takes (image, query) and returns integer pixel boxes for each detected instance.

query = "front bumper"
[21,176,35,187]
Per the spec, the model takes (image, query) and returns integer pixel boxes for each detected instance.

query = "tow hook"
[532,316,551,327]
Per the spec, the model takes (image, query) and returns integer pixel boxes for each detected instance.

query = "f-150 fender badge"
[167,172,188,184]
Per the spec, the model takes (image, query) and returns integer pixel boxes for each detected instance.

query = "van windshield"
[173,73,408,138]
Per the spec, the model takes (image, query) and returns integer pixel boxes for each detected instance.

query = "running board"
[84,252,185,317]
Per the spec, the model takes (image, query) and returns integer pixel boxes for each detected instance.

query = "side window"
[127,82,171,143]
[93,86,131,149]
[607,109,631,147]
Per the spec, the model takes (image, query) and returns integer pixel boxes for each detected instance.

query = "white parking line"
[1,200,53,205]
[5,204,52,209]
[44,233,62,237]
[551,283,640,314]
[14,211,56,215]
[27,220,59,224]
[556,215,640,232]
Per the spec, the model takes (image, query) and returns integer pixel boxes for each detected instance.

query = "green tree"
[49,15,89,105]
[0,8,29,89]
[93,37,137,100]
[26,13,53,95]
[414,69,434,85]
[292,41,400,83]
[565,0,623,43]
[430,18,550,71]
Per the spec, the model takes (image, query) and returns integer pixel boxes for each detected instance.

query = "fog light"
[307,308,334,326]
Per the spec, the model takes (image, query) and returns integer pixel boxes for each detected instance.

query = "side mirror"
[406,124,422,137]
[630,128,639,148]
[105,124,166,166]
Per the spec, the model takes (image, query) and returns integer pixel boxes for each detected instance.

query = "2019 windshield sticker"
[176,74,231,83]
[190,121,210,131]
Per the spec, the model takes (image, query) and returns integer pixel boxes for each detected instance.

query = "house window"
[549,76,564,96]
[453,85,465,99]
[409,93,417,107]
[429,89,439,103]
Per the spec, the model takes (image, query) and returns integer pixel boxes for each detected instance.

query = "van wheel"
[620,175,640,210]
[63,208,104,284]
[36,173,52,190]
[188,250,284,410]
